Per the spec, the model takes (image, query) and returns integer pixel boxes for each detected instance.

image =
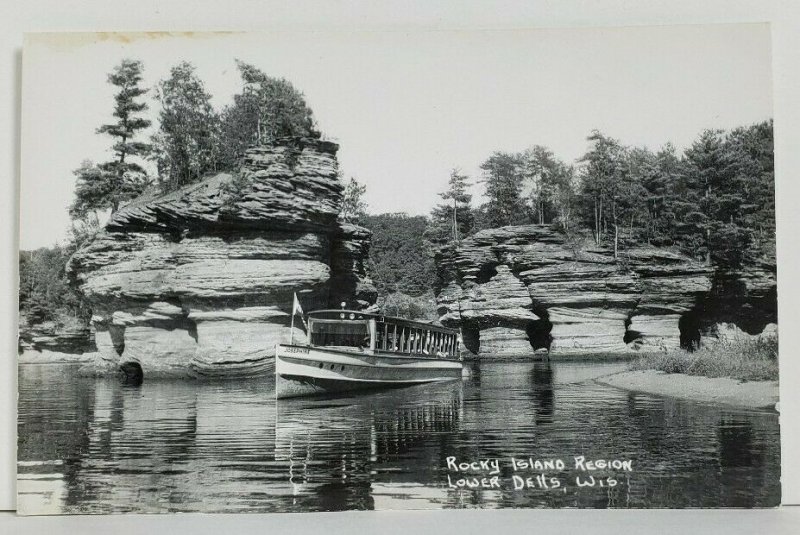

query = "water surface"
[17,360,780,513]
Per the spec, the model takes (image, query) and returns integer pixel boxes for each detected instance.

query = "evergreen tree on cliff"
[426,168,474,245]
[727,120,775,262]
[151,62,220,191]
[678,129,750,267]
[637,143,683,246]
[578,131,646,258]
[217,60,317,168]
[71,59,152,219]
[480,152,528,228]
[677,123,773,269]
[521,146,558,224]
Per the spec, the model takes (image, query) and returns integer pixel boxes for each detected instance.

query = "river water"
[17,360,780,514]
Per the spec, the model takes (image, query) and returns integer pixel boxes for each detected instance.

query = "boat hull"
[275,344,463,398]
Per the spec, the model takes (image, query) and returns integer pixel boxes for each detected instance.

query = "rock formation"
[67,138,376,377]
[17,319,95,357]
[435,225,776,359]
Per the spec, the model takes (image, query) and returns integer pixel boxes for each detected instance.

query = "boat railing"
[304,311,460,360]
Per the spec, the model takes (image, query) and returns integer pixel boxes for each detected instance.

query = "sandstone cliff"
[67,138,376,377]
[435,225,776,358]
[18,319,95,356]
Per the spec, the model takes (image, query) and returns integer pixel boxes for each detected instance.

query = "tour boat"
[275,309,463,399]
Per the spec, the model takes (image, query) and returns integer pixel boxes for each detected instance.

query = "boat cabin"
[306,310,460,360]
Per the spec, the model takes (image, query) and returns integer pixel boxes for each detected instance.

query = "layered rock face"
[435,225,727,358]
[17,319,96,356]
[68,138,376,377]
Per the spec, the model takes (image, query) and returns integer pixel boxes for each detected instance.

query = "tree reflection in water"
[529,361,554,424]
[17,361,781,513]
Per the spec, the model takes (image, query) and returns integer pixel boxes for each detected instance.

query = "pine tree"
[480,152,528,228]
[217,60,317,168]
[427,168,474,244]
[644,144,683,246]
[151,61,220,191]
[680,129,749,267]
[96,59,152,210]
[521,146,557,224]
[578,131,644,257]
[71,59,152,218]
[727,120,775,262]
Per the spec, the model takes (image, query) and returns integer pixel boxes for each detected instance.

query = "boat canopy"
[306,310,460,358]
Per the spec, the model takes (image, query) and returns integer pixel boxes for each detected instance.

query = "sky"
[19,24,772,250]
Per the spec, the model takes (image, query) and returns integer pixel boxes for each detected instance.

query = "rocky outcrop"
[694,260,778,337]
[17,319,96,355]
[67,138,376,377]
[434,225,752,358]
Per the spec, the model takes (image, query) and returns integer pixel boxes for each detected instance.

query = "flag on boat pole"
[290,293,307,344]
[293,292,304,316]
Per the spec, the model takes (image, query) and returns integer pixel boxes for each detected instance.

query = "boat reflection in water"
[17,360,781,513]
[274,380,464,509]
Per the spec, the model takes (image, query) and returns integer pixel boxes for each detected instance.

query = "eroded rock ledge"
[67,138,376,377]
[435,225,776,359]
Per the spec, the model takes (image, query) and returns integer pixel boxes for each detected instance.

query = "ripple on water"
[17,360,780,513]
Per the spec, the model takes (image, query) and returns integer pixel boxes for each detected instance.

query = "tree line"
[66,56,776,282]
[20,57,774,331]
[421,121,775,271]
[353,120,774,319]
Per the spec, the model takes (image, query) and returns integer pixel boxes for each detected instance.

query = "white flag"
[292,293,308,331]
[292,292,304,315]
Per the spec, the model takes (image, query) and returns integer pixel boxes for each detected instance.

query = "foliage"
[377,291,439,322]
[469,204,493,234]
[630,334,778,382]
[216,60,317,169]
[577,131,648,258]
[479,151,529,228]
[520,146,572,225]
[672,125,774,269]
[340,177,368,224]
[475,147,577,235]
[361,213,437,297]
[729,120,775,262]
[19,243,91,327]
[468,121,774,273]
[636,143,683,246]
[151,62,221,191]
[71,59,152,218]
[426,168,474,245]
[68,212,102,250]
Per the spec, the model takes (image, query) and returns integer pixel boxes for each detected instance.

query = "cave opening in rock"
[526,318,553,351]
[703,274,778,335]
[679,310,702,350]
[119,361,143,385]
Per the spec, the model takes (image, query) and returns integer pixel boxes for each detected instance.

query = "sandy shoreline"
[596,369,779,410]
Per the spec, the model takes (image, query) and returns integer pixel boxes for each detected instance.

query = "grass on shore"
[629,335,779,382]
